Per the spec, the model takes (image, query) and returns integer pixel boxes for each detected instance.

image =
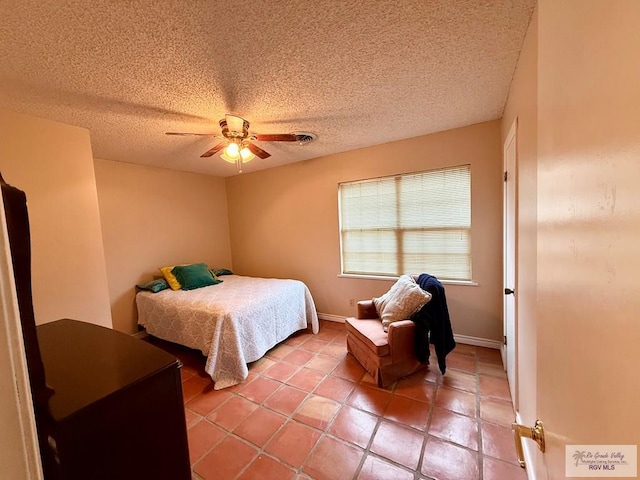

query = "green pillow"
[172,263,221,290]
[136,279,169,293]
[213,268,234,276]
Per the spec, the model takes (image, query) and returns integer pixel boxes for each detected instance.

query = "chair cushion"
[345,317,390,357]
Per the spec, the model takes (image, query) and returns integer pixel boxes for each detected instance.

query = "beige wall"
[226,121,504,341]
[0,109,112,327]
[94,159,232,333]
[535,0,640,476]
[501,0,538,440]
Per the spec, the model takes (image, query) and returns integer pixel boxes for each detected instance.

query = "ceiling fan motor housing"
[219,116,249,139]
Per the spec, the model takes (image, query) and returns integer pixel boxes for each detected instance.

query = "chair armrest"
[356,300,378,319]
[387,320,416,357]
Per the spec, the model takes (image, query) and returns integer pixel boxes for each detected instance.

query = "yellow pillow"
[159,266,182,290]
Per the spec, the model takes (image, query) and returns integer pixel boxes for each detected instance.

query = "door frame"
[503,118,518,409]
[0,189,43,479]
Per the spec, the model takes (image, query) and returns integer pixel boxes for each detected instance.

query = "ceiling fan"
[166,114,316,173]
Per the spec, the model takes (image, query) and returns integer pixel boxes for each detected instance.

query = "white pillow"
[373,275,432,332]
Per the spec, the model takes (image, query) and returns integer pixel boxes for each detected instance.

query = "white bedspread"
[136,275,319,389]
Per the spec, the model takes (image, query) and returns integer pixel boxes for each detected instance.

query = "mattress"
[136,274,319,389]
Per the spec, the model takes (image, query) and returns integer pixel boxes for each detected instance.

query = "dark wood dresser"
[37,319,191,480]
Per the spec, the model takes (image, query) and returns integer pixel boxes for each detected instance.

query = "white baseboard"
[317,313,345,323]
[454,334,502,350]
[317,312,501,350]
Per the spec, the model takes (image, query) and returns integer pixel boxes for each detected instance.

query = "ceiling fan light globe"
[220,151,239,163]
[225,142,240,157]
[240,147,255,163]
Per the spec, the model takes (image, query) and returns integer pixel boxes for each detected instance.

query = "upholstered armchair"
[345,299,422,387]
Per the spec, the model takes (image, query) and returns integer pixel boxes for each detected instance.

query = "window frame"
[338,164,473,282]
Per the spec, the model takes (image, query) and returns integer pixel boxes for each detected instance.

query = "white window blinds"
[339,165,471,281]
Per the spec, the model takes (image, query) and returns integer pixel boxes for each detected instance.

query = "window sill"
[337,273,478,286]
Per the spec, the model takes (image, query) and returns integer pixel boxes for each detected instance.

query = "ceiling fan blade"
[166,132,217,136]
[246,142,271,159]
[200,142,227,158]
[255,133,298,142]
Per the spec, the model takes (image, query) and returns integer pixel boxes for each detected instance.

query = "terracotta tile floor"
[148,321,526,480]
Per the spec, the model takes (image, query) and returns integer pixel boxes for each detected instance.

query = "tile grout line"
[349,383,390,479]
[475,349,485,480]
[208,355,418,477]
[235,359,322,478]
[301,348,382,479]
[178,322,514,480]
[177,331,320,478]
[204,331,356,479]
[416,368,440,480]
[194,376,315,478]
[244,346,423,478]
[292,326,384,478]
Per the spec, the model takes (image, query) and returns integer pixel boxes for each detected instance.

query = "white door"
[530,2,640,478]
[503,119,517,407]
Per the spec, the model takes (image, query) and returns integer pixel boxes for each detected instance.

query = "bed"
[136,274,319,389]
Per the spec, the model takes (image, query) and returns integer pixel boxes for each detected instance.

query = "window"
[338,165,471,281]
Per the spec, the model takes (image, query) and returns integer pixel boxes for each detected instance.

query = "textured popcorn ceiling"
[0,0,535,177]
